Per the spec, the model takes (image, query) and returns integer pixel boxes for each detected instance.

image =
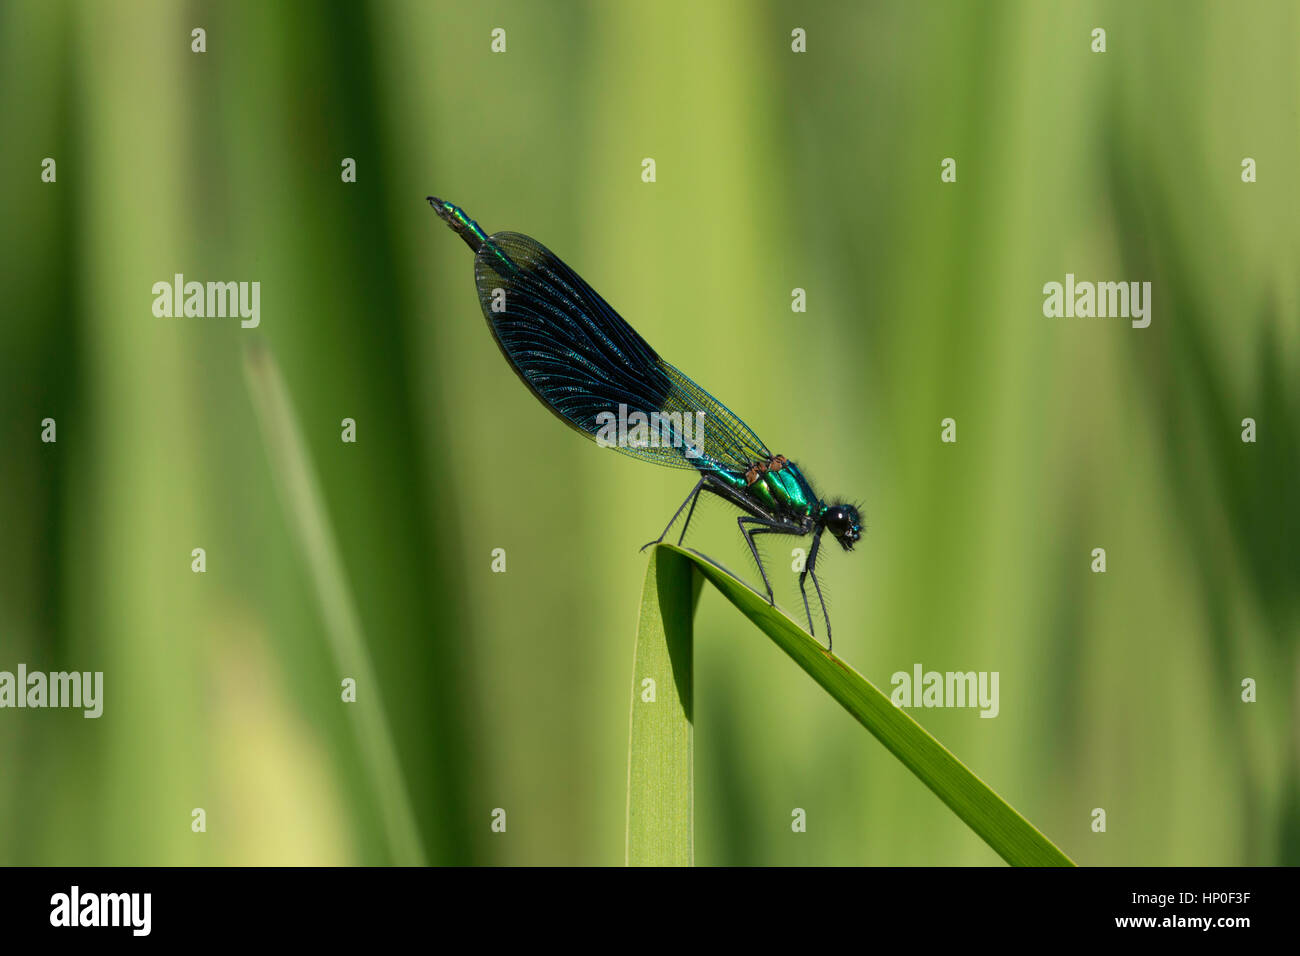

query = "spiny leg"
[640,477,705,552]
[737,517,776,604]
[798,530,823,638]
[809,565,832,652]
[798,531,833,651]
[738,516,802,606]
[675,481,705,546]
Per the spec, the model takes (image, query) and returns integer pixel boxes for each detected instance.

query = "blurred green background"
[1,0,1296,865]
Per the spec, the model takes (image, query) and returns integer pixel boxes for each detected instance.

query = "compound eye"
[825,507,850,535]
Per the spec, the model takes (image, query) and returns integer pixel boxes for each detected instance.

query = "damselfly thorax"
[734,455,816,522]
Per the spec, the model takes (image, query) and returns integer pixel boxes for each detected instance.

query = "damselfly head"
[822,503,862,551]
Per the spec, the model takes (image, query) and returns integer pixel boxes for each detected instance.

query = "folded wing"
[473,232,771,474]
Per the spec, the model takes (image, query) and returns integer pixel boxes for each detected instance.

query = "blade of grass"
[625,546,701,865]
[643,543,1075,867]
[243,341,427,866]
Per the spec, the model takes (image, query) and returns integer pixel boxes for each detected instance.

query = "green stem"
[243,342,427,866]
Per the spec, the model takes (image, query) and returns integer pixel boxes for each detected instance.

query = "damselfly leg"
[798,530,832,650]
[639,477,707,552]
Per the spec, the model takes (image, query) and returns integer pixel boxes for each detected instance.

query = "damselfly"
[428,197,862,648]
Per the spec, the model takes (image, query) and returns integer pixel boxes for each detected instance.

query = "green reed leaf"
[627,543,1074,867]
